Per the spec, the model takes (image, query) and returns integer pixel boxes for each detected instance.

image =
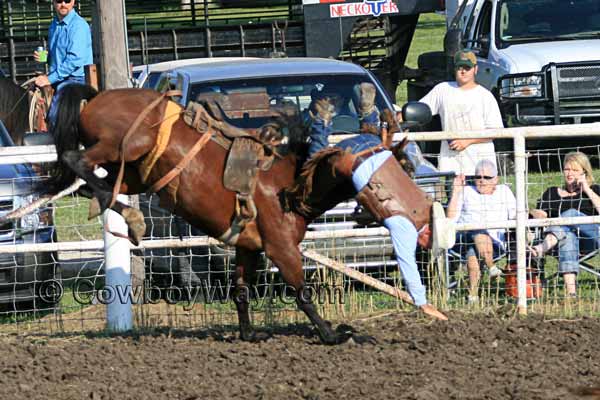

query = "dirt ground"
[1,312,599,400]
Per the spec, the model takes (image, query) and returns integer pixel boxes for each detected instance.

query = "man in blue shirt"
[307,83,448,320]
[33,0,93,127]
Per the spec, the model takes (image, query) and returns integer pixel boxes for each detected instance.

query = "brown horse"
[47,84,432,344]
[0,77,51,145]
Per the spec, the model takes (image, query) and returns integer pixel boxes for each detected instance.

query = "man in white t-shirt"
[446,159,516,301]
[419,49,503,176]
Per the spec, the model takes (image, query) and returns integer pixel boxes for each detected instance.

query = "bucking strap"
[110,90,182,208]
[140,100,182,184]
[355,156,432,230]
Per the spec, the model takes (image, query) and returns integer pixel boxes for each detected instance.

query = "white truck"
[410,0,600,131]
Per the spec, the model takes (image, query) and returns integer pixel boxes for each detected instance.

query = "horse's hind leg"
[265,243,349,345]
[62,149,146,244]
[233,247,270,342]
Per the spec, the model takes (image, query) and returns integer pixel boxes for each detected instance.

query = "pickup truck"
[0,120,57,311]
[412,0,600,129]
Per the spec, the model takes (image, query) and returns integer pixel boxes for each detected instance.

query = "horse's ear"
[396,137,409,150]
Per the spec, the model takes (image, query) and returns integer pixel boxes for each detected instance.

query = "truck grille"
[557,65,600,99]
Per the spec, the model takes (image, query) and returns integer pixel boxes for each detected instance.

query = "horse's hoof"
[335,324,355,335]
[350,334,377,345]
[241,331,271,342]
[319,331,353,345]
[122,208,146,245]
[88,197,102,220]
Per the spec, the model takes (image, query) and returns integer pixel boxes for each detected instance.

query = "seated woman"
[446,159,517,302]
[529,152,600,297]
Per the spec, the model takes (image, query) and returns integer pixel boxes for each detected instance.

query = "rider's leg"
[307,117,332,158]
[352,151,446,319]
[47,77,86,130]
[383,215,426,306]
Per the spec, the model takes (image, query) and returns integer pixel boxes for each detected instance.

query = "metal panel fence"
[0,126,599,334]
[0,0,303,81]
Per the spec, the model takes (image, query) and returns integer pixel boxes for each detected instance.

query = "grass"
[54,196,102,242]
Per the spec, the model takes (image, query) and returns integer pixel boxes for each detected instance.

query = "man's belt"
[352,146,387,172]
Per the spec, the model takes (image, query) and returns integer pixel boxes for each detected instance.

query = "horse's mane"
[279,108,417,220]
[280,147,355,220]
[0,77,29,144]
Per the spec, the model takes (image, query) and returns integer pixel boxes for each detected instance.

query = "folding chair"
[445,230,508,290]
[533,226,600,281]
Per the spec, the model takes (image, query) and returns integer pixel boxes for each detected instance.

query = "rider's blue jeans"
[352,150,427,306]
[545,208,600,274]
[47,76,86,130]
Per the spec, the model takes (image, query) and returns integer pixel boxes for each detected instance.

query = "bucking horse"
[35,84,443,344]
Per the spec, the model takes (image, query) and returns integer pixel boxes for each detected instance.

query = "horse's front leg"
[62,149,146,245]
[233,247,270,342]
[264,242,350,345]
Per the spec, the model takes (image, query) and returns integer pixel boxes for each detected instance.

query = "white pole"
[103,194,133,331]
[513,133,528,315]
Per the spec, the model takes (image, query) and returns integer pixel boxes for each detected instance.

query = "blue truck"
[0,120,57,310]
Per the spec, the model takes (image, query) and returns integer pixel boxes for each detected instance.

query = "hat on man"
[454,49,477,69]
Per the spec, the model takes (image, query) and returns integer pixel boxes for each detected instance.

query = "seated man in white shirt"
[446,159,516,302]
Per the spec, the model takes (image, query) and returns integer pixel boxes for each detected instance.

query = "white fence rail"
[0,123,599,324]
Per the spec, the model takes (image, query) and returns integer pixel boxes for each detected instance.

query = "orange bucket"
[504,263,543,299]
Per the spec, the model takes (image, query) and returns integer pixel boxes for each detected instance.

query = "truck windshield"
[497,0,600,44]
[188,74,389,130]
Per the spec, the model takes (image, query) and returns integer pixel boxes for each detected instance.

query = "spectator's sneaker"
[488,265,503,278]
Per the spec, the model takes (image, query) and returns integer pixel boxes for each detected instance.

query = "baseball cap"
[454,49,477,69]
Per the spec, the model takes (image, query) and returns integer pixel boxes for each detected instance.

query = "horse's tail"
[44,83,98,194]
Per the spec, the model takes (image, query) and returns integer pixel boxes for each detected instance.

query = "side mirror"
[402,102,432,126]
[478,35,491,56]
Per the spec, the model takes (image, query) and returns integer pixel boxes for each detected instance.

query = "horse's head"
[0,77,30,144]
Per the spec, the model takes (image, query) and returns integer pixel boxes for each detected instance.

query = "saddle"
[182,101,283,240]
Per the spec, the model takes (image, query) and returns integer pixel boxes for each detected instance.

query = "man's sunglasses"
[476,175,495,180]
[456,65,473,71]
[55,0,72,4]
